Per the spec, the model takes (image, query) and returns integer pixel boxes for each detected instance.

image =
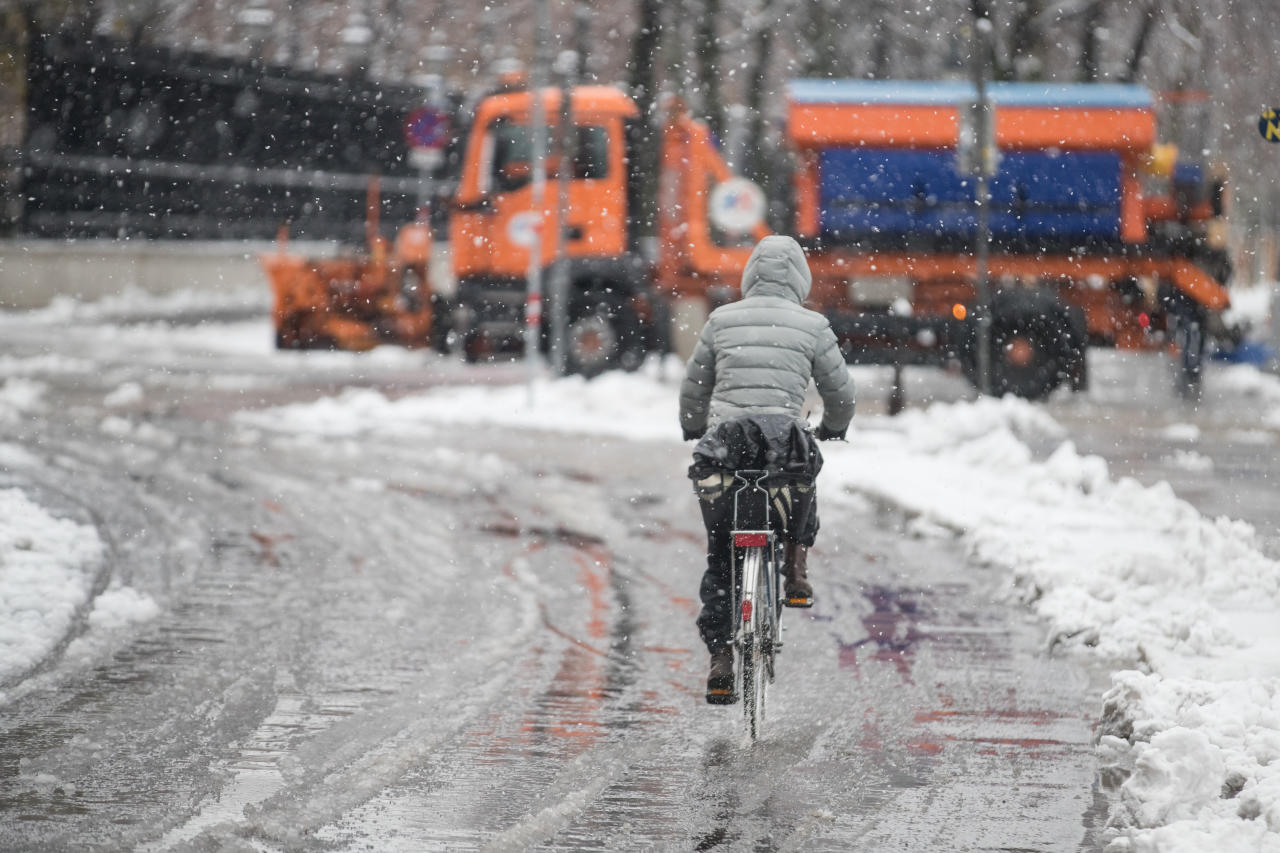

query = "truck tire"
[566,306,617,377]
[429,295,454,355]
[565,297,645,378]
[968,292,1076,400]
[990,319,1062,399]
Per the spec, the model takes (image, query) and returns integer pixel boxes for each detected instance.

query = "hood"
[740,235,812,303]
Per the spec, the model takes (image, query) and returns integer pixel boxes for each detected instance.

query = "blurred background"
[1,0,1277,283]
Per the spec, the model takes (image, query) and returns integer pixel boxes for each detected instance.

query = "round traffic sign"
[709,178,766,234]
[404,107,450,149]
[507,211,542,248]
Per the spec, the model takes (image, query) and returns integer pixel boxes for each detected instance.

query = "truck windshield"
[489,121,610,191]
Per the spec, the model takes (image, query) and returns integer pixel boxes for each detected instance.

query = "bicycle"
[724,468,811,740]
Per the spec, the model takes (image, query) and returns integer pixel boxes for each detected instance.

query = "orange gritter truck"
[264,77,1230,398]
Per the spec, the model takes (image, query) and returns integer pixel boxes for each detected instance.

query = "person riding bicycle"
[679,235,855,703]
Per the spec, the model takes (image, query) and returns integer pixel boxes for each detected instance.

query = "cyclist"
[679,234,855,703]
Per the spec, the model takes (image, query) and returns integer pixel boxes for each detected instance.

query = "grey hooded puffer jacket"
[679,235,855,436]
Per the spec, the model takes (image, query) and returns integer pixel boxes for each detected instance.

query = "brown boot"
[706,646,737,704]
[783,542,814,608]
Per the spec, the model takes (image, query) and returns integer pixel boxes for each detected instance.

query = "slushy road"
[11,308,1270,850]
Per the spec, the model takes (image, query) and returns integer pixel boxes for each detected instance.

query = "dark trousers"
[694,477,817,652]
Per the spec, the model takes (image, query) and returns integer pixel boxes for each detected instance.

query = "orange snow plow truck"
[264,79,1230,397]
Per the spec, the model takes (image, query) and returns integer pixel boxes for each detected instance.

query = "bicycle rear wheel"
[739,545,773,740]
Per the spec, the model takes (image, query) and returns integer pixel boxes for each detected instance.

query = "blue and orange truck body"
[267,78,1231,396]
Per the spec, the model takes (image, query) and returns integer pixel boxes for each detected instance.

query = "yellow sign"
[1261,108,1280,142]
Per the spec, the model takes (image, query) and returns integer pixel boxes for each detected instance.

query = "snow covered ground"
[0,489,104,687]
[5,284,1280,847]
[239,361,1280,851]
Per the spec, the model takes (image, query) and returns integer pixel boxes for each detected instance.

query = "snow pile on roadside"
[1221,281,1274,334]
[823,399,1280,850]
[0,489,104,684]
[236,366,680,440]
[1215,363,1280,404]
[1214,364,1280,431]
[0,354,95,377]
[1,284,268,324]
[0,378,46,423]
[1097,672,1280,853]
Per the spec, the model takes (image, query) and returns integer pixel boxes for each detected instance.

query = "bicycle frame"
[728,469,781,636]
[727,468,799,738]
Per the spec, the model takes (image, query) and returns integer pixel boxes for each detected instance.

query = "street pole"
[524,0,552,400]
[971,14,994,396]
[548,44,578,377]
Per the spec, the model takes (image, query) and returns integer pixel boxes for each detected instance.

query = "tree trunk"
[695,0,723,138]
[1122,2,1158,82]
[745,0,774,186]
[1078,0,1104,82]
[1002,0,1045,81]
[869,0,890,79]
[626,0,662,237]
[799,0,845,78]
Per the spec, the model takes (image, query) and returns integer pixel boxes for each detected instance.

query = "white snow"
[236,367,680,440]
[1215,364,1280,404]
[84,586,161,632]
[4,284,268,324]
[103,381,145,407]
[0,378,46,422]
[0,354,95,377]
[1163,449,1213,472]
[0,489,105,685]
[0,488,161,699]
[1160,423,1201,443]
[238,366,1280,849]
[1221,282,1274,334]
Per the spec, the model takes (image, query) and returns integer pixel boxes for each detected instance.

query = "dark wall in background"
[20,33,438,242]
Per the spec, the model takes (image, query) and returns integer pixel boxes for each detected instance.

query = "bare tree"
[626,0,661,236]
[694,0,724,137]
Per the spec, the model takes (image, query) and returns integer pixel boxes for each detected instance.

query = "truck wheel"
[429,295,453,355]
[971,294,1073,400]
[566,305,619,378]
[565,299,645,378]
[462,329,492,364]
[991,322,1062,399]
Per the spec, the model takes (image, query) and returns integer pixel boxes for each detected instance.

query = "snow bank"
[0,488,160,698]
[1,284,268,324]
[236,365,679,440]
[824,398,1280,850]
[0,354,95,377]
[0,378,46,422]
[1221,282,1274,334]
[0,489,104,684]
[237,367,1280,848]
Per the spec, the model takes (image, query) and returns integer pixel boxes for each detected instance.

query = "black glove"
[815,424,846,441]
[683,427,705,441]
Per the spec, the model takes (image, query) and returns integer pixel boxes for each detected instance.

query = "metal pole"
[524,0,552,398]
[548,43,579,377]
[971,14,994,396]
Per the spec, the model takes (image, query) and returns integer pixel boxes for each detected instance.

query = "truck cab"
[449,86,654,371]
